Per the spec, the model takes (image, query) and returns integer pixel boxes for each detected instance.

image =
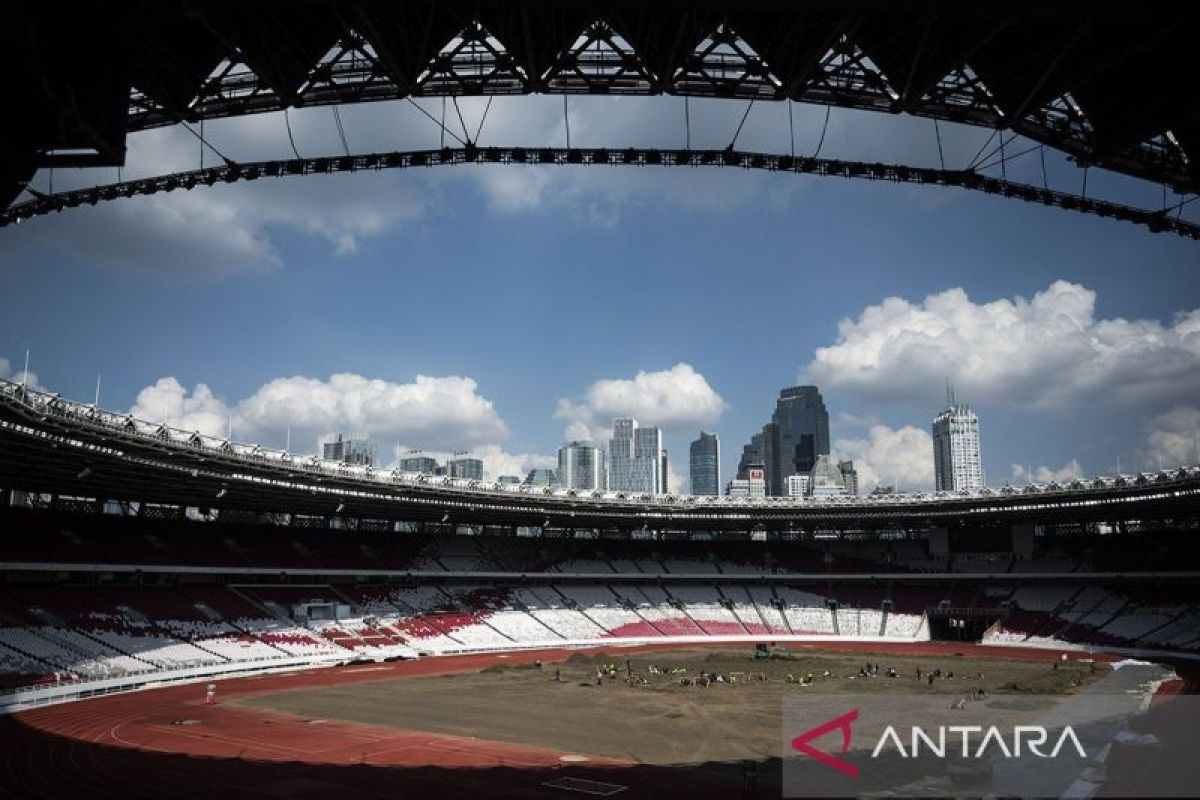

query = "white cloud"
[555,363,725,440]
[806,280,1200,410]
[129,377,231,437]
[834,424,935,492]
[0,356,42,391]
[1009,460,1083,484]
[1141,406,1200,470]
[129,372,508,454]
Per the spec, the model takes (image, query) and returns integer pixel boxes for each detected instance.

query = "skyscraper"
[838,460,859,496]
[448,457,484,481]
[523,468,557,488]
[610,417,665,494]
[399,455,439,474]
[557,440,606,491]
[689,432,720,496]
[323,434,377,467]
[738,386,830,495]
[608,418,636,492]
[631,425,662,494]
[809,454,849,498]
[726,465,766,498]
[932,390,983,492]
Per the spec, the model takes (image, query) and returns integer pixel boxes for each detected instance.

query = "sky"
[1,94,1197,493]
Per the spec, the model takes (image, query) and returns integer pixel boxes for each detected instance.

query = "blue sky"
[1,96,1197,490]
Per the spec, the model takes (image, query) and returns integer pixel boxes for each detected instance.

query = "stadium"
[4,3,1200,798]
[1,377,1198,797]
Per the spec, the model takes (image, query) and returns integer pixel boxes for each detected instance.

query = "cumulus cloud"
[1141,406,1200,470]
[129,372,508,454]
[834,424,935,492]
[805,280,1200,410]
[1009,460,1083,484]
[555,363,725,440]
[0,356,42,390]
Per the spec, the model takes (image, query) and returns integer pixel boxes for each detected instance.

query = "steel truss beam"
[4,147,1196,239]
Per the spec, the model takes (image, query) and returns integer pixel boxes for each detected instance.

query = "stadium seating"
[2,508,1198,693]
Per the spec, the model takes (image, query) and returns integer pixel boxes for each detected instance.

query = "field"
[6,644,1181,799]
[235,647,1110,766]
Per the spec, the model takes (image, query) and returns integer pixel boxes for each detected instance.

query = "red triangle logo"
[790,709,859,778]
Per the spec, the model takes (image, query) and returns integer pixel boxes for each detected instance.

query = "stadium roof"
[4,4,1197,209]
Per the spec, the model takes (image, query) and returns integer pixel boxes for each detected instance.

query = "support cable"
[407,98,466,146]
[977,142,1044,174]
[967,128,999,171]
[332,107,351,156]
[812,105,831,159]
[563,94,571,149]
[729,99,755,150]
[284,108,303,160]
[788,101,795,159]
[451,97,471,144]
[440,97,446,148]
[1040,146,1049,190]
[474,96,494,144]
[181,120,234,165]
[1082,166,1088,199]
[1160,193,1197,216]
[685,96,691,150]
[934,119,945,171]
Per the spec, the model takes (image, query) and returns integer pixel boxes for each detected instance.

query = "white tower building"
[932,387,983,492]
[609,418,636,492]
[557,440,607,491]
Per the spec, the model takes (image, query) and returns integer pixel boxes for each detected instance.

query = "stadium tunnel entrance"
[926,610,1003,642]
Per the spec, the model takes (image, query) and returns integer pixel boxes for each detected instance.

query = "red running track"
[0,642,1161,799]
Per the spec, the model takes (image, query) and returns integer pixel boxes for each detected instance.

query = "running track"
[0,642,1185,799]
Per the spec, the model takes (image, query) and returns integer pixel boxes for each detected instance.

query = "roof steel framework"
[4,4,1198,211]
[6,146,1197,238]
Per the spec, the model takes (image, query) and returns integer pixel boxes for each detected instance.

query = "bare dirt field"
[235,647,1109,767]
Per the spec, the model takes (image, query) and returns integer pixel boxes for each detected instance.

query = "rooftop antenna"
[94,374,101,408]
[285,427,291,453]
[1116,455,1122,476]
[227,414,232,442]
[945,379,956,409]
[21,349,30,391]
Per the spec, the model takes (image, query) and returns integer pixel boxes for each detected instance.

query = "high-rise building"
[524,468,557,488]
[661,449,669,494]
[497,475,522,485]
[630,425,662,494]
[323,434,377,467]
[738,386,830,495]
[727,465,766,498]
[932,392,983,492]
[689,432,720,496]
[608,418,636,492]
[838,460,859,496]
[610,418,665,494]
[786,473,810,497]
[809,454,849,498]
[557,440,606,491]
[448,457,484,481]
[399,455,439,474]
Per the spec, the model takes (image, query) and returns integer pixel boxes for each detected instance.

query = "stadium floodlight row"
[1,378,1198,533]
